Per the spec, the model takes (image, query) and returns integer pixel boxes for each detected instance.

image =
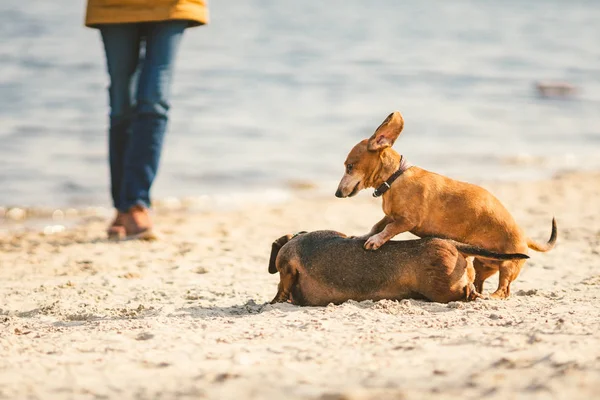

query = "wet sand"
[1,171,600,399]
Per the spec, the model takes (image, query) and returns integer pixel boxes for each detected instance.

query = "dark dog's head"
[335,111,405,198]
[268,232,307,274]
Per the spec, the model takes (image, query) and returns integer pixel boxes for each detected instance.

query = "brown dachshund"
[335,111,557,299]
[268,231,529,306]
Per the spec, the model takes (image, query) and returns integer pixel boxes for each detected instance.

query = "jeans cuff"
[119,199,151,212]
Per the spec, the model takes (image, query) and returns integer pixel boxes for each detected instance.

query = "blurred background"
[1,0,599,211]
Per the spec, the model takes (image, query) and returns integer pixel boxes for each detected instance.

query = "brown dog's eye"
[346,164,353,174]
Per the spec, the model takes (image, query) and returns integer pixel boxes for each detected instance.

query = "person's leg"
[99,24,141,210]
[119,20,187,219]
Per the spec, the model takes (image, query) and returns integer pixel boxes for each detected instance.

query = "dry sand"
[1,171,600,400]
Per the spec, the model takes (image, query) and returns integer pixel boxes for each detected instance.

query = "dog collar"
[291,231,308,239]
[373,156,412,197]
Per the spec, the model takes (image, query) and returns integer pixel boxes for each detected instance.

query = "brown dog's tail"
[527,217,557,252]
[452,242,529,261]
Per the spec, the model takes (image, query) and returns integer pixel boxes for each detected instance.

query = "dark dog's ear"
[367,111,404,151]
[268,234,292,274]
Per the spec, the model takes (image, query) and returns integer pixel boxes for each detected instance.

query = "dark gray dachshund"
[268,231,529,305]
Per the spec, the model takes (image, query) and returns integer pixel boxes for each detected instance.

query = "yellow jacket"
[85,0,209,28]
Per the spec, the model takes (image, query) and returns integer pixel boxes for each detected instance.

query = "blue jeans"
[100,21,187,211]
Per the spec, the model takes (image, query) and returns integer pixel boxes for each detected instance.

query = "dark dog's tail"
[527,217,557,252]
[452,241,529,261]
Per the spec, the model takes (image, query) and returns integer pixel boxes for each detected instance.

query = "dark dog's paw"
[465,283,483,301]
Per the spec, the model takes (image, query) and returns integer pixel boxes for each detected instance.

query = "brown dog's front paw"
[364,234,386,250]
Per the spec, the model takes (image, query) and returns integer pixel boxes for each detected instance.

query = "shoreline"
[1,170,599,399]
[0,166,594,235]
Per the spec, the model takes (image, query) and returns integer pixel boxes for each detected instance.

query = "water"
[1,0,599,210]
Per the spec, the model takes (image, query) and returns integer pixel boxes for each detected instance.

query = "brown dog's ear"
[268,234,292,274]
[367,111,404,151]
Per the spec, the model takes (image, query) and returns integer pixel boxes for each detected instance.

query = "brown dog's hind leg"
[490,259,525,299]
[473,258,498,294]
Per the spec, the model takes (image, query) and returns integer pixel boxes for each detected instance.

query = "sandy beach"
[1,171,600,400]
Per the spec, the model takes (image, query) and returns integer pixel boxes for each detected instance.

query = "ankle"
[125,205,153,231]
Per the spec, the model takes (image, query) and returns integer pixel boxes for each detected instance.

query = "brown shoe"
[122,205,158,241]
[107,211,126,239]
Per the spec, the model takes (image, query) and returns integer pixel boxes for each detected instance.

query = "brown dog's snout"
[336,173,361,198]
[336,177,361,198]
